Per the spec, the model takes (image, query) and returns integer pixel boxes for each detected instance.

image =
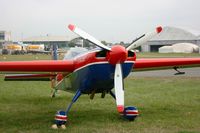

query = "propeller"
[68,24,111,51]
[126,26,162,51]
[108,45,127,112]
[114,63,124,112]
[68,24,162,113]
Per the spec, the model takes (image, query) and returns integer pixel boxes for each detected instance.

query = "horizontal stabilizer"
[4,74,57,81]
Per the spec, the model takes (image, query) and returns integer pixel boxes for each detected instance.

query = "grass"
[0,54,65,61]
[0,77,200,133]
[0,53,200,133]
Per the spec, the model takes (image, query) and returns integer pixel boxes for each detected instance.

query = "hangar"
[141,27,200,52]
[22,35,76,48]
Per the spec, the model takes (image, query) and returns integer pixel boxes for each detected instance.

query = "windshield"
[63,47,88,60]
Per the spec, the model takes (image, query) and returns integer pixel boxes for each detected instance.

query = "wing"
[0,60,74,72]
[134,58,200,71]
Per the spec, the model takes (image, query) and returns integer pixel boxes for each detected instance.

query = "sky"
[1,0,200,43]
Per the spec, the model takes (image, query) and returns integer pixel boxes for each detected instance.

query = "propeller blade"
[68,24,111,51]
[114,63,124,113]
[126,26,162,51]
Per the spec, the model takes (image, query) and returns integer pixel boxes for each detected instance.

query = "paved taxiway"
[130,67,200,77]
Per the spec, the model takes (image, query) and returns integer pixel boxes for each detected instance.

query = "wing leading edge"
[134,58,200,70]
[0,60,74,72]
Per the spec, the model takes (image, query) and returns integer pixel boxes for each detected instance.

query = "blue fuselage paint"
[67,62,134,94]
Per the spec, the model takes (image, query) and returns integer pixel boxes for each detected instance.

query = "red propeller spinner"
[107,45,128,65]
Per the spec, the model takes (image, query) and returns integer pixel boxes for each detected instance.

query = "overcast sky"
[1,0,200,42]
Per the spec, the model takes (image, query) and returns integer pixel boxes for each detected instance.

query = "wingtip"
[68,24,75,31]
[156,26,162,33]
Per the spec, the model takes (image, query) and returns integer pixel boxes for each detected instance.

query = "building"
[22,35,76,48]
[141,27,200,52]
[70,37,84,47]
[0,31,12,48]
[69,37,97,48]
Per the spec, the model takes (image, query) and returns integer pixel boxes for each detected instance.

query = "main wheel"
[121,106,139,121]
[54,110,68,126]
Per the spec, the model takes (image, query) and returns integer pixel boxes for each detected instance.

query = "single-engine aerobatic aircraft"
[1,24,200,127]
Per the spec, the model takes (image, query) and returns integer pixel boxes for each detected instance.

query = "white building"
[0,31,12,48]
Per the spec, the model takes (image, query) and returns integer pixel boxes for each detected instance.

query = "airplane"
[1,24,200,128]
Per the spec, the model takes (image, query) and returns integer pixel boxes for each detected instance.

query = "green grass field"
[0,53,200,133]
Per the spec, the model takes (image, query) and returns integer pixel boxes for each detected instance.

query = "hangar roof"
[151,27,198,41]
[23,35,76,42]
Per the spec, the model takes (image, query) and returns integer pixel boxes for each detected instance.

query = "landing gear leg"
[50,78,57,98]
[66,89,82,115]
[51,88,57,98]
[109,91,116,99]
[52,89,81,129]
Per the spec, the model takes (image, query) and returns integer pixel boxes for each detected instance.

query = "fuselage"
[59,48,136,94]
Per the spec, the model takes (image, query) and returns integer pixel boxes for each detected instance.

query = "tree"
[101,41,107,45]
[120,41,125,46]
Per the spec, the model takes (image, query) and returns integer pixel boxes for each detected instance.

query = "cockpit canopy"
[63,47,88,60]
